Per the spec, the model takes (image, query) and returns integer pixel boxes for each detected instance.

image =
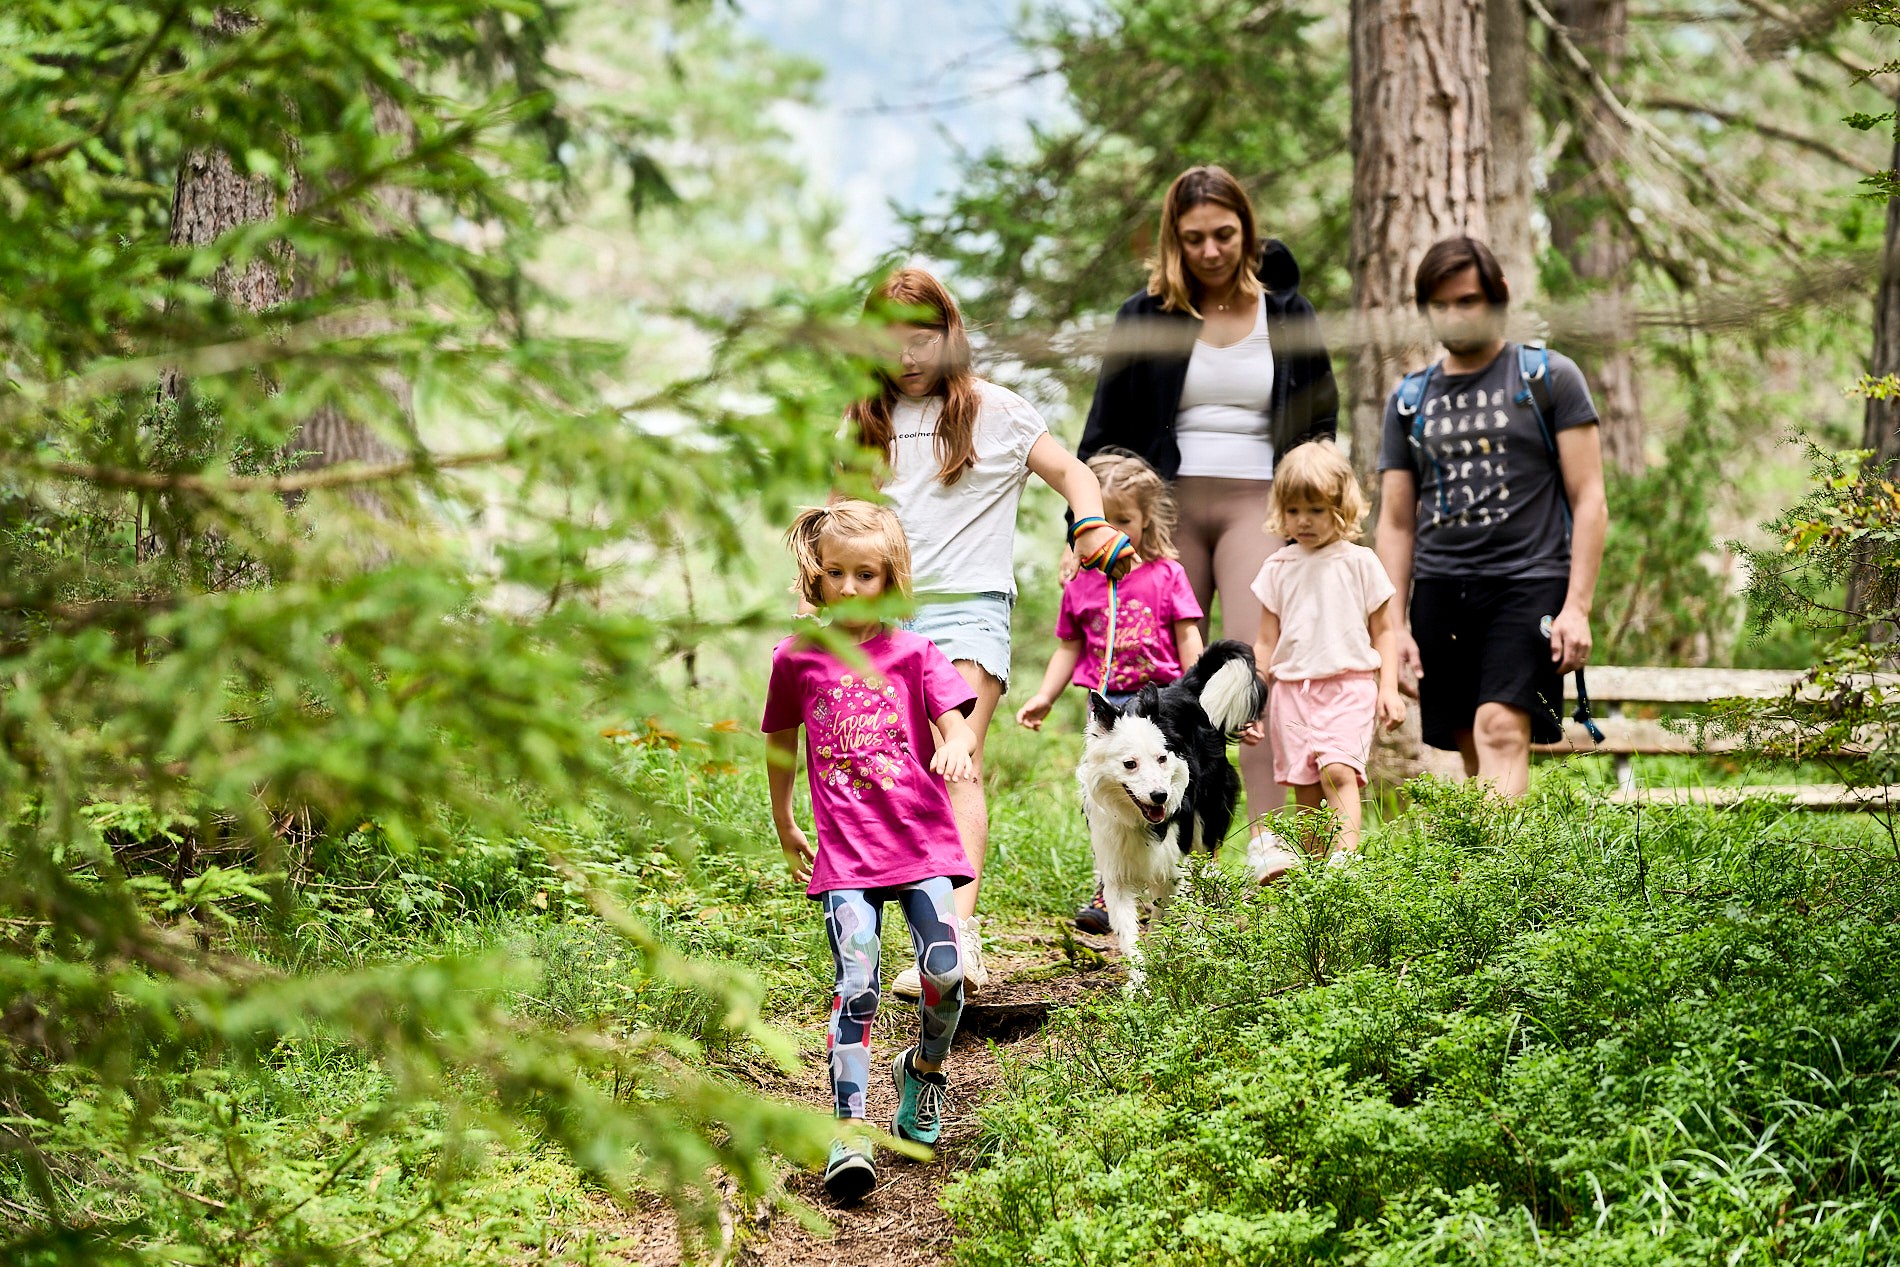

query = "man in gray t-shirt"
[1376,346,1597,581]
[1373,237,1610,798]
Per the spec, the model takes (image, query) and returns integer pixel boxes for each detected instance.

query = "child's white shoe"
[958,915,988,996]
[1247,828,1304,884]
[891,916,987,1001]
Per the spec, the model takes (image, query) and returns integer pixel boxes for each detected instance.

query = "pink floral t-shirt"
[761,628,977,898]
[1056,558,1204,693]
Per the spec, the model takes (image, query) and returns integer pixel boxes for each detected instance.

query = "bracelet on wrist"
[1067,515,1108,547]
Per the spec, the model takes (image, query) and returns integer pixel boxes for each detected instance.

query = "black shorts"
[1410,576,1569,751]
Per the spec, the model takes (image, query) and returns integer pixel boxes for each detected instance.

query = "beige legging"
[1172,475,1284,831]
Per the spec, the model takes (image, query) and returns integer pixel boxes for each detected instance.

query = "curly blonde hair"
[784,501,913,608]
[1264,441,1368,542]
[1087,449,1178,561]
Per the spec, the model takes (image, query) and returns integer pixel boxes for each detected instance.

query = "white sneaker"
[890,915,989,1000]
[959,915,989,997]
[1247,829,1304,884]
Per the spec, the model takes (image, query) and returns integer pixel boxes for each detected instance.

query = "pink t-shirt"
[1250,540,1396,681]
[761,628,977,897]
[1056,558,1204,693]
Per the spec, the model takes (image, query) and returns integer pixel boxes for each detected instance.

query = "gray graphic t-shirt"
[1377,344,1598,581]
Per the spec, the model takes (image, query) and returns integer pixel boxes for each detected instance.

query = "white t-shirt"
[1249,539,1396,681]
[1175,294,1275,479]
[885,379,1048,598]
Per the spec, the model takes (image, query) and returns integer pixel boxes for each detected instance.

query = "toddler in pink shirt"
[1247,442,1407,878]
[1017,451,1204,933]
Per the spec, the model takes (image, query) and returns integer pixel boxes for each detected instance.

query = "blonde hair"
[1265,441,1368,542]
[1146,165,1264,318]
[1087,449,1178,561]
[784,501,913,608]
[847,268,982,487]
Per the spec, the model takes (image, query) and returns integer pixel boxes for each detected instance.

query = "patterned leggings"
[821,876,964,1120]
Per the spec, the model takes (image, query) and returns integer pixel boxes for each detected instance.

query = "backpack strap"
[1515,342,1557,456]
[1515,342,1572,534]
[1395,363,1446,515]
[1395,364,1433,419]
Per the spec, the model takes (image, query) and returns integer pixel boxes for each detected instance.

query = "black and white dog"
[1078,640,1267,982]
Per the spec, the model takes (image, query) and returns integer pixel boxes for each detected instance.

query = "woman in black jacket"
[1076,165,1340,857]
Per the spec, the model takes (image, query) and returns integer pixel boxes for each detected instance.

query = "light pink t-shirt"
[761,628,977,897]
[1056,558,1204,693]
[1250,540,1396,681]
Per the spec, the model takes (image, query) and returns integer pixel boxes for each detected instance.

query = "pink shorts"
[1270,671,1378,787]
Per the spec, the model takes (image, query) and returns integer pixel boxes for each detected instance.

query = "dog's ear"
[1087,690,1120,732]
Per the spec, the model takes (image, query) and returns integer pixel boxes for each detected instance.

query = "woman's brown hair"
[1087,449,1178,561]
[847,268,981,487]
[1146,165,1264,317]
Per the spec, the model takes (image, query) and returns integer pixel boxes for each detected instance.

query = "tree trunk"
[1547,0,1643,476]
[1849,132,1900,621]
[166,10,402,474]
[1349,0,1492,786]
[1348,0,1492,486]
[1487,0,1538,305]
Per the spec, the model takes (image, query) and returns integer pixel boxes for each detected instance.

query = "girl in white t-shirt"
[847,268,1128,999]
[1246,441,1407,876]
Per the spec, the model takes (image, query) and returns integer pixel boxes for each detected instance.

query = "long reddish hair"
[847,268,981,487]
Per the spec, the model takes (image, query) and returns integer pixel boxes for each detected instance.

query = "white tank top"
[1175,294,1275,480]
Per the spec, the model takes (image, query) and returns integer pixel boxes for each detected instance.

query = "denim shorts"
[903,592,1013,691]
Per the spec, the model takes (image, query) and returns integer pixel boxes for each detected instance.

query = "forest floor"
[596,920,1120,1267]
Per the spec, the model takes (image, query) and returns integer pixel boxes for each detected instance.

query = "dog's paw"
[1123,964,1148,994]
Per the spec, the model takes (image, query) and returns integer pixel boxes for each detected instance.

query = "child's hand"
[1378,687,1407,732]
[1238,719,1266,746]
[777,825,814,886]
[1015,693,1056,730]
[931,735,978,783]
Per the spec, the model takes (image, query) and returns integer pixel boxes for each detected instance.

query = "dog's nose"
[1148,790,1168,805]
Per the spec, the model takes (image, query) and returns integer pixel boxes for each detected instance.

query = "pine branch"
[1526,0,1807,257]
[1729,0,1894,86]
[2,0,190,175]
[1642,95,1880,168]
[14,448,508,496]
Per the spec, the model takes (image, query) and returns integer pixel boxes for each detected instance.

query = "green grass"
[14,637,1895,1265]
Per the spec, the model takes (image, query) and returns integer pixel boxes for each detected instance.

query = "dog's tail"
[1180,639,1268,739]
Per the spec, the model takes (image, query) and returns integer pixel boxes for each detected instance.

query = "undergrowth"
[0,675,1105,1265]
[945,777,1900,1265]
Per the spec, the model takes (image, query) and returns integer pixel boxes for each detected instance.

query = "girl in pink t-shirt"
[762,501,980,1205]
[1016,452,1203,929]
[1246,441,1407,877]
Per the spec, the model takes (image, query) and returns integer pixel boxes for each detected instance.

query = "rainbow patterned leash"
[1069,516,1136,693]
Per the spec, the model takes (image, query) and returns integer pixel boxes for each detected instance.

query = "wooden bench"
[1530,665,1889,811]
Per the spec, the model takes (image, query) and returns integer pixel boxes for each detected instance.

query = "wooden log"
[1533,718,1869,756]
[1599,783,1893,811]
[1565,666,1804,703]
[1566,666,1900,704]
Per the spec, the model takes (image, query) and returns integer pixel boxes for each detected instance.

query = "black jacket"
[1077,239,1339,476]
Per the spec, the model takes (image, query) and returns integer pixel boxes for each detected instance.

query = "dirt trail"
[595,923,1116,1267]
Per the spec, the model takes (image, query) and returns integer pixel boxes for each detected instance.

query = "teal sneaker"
[891,1047,949,1146]
[823,1135,876,1205]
